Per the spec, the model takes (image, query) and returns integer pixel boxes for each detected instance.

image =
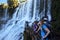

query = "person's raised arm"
[36,25,41,33]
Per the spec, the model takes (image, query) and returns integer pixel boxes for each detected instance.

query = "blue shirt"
[40,24,48,40]
[41,24,47,37]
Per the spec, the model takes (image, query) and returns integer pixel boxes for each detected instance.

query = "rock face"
[7,0,19,8]
[2,3,8,8]
[7,0,19,18]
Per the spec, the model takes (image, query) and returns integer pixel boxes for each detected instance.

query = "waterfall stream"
[0,0,51,40]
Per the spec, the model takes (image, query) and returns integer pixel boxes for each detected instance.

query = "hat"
[43,18,48,20]
[41,17,48,21]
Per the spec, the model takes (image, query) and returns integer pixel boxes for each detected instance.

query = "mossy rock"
[8,0,19,8]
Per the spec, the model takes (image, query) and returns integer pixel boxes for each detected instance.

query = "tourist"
[36,19,50,40]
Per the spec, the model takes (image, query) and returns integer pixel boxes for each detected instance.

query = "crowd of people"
[24,17,52,40]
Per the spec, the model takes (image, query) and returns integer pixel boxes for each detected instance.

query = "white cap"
[44,18,48,20]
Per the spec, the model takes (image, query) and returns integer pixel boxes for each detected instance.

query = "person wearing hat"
[36,18,50,40]
[43,17,51,28]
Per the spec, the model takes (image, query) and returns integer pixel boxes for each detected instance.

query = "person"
[42,17,55,40]
[36,19,50,40]
[32,21,41,40]
[42,17,51,28]
[33,21,38,32]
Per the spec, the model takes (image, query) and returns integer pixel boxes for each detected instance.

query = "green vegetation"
[51,0,60,35]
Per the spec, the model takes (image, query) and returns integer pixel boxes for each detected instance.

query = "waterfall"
[0,0,51,40]
[47,0,51,21]
[1,8,9,21]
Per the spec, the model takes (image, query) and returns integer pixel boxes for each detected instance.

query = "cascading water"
[0,0,51,40]
[1,8,9,21]
[47,0,51,21]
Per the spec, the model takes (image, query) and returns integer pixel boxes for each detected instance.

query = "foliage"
[51,0,60,35]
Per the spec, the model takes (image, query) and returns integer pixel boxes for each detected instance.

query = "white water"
[1,8,9,21]
[0,0,51,40]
